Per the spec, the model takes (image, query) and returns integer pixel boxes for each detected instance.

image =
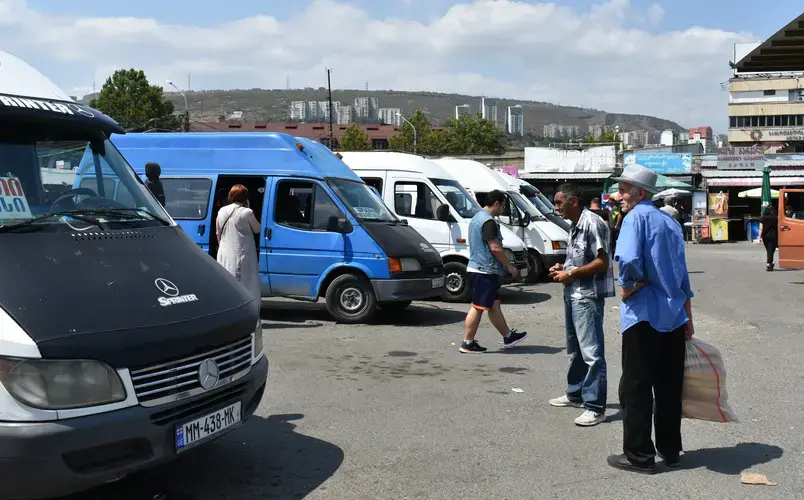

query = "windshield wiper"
[0,211,106,233]
[69,208,172,226]
[361,217,399,224]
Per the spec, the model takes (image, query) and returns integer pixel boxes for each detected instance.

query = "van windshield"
[327,178,398,222]
[520,183,557,215]
[430,178,481,219]
[0,123,171,233]
[510,192,542,218]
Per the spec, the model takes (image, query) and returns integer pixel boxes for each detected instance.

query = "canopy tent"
[608,173,693,193]
[652,188,692,200]
[738,186,779,199]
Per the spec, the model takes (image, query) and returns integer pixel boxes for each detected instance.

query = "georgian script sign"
[717,146,765,171]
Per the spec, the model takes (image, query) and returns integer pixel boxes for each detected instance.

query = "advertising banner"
[710,218,729,241]
[708,192,729,217]
[524,146,616,173]
[624,152,692,174]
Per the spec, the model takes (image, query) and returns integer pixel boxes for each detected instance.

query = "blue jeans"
[563,295,607,413]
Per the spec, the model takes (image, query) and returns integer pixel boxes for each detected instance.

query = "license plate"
[432,277,445,288]
[175,401,241,452]
[519,268,528,277]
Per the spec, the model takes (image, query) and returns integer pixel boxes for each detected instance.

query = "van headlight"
[253,320,264,362]
[0,358,126,410]
[388,257,422,273]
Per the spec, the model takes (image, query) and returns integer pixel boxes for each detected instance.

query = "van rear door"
[778,189,804,269]
[160,175,217,254]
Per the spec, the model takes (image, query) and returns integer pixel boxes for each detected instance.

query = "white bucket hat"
[613,164,659,194]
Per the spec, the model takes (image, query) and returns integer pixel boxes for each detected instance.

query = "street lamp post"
[167,80,189,132]
[397,113,417,154]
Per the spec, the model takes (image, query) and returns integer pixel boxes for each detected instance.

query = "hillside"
[81,89,685,134]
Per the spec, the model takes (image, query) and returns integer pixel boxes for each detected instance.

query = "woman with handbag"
[216,184,261,301]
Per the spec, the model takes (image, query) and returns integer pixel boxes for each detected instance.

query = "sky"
[3,0,803,131]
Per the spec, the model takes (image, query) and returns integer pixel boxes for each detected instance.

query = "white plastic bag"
[682,338,737,422]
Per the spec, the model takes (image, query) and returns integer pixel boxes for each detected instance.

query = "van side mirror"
[327,215,353,234]
[436,204,451,222]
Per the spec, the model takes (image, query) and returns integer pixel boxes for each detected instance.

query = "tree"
[89,69,181,131]
[438,113,507,155]
[583,128,620,144]
[338,124,372,151]
[388,110,434,153]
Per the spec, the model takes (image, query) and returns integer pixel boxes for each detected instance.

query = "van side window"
[275,180,345,231]
[312,185,343,231]
[394,181,441,220]
[275,181,313,229]
[363,177,383,193]
[160,178,212,220]
[785,192,804,219]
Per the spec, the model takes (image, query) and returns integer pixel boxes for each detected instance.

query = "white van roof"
[0,50,73,101]
[339,151,458,180]
[497,171,529,188]
[431,158,511,193]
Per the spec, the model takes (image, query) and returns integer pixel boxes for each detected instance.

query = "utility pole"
[327,68,334,148]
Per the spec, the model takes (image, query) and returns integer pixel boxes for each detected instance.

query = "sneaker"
[502,329,527,348]
[459,340,488,354]
[574,410,605,427]
[549,395,584,408]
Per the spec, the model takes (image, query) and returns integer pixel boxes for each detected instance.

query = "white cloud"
[647,3,665,24]
[0,0,751,130]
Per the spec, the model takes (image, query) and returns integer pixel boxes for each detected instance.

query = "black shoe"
[502,329,528,348]
[459,340,487,353]
[607,454,656,474]
[658,453,680,468]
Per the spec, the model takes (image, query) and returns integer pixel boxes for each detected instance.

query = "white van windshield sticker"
[0,94,95,118]
[155,278,199,307]
[0,177,33,220]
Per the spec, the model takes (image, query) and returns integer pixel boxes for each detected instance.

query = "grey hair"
[556,183,583,204]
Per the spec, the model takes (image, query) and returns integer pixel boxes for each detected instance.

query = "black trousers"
[764,237,777,265]
[619,322,686,466]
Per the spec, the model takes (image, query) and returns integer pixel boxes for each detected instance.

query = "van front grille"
[130,336,253,407]
[513,251,527,263]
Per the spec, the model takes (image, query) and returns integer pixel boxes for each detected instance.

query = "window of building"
[763,90,776,96]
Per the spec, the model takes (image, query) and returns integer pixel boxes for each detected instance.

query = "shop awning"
[608,173,693,193]
[520,172,614,181]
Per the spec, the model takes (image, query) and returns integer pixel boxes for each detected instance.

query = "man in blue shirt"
[607,164,695,474]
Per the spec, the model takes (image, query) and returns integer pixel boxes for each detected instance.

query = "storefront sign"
[717,146,765,170]
[766,128,804,142]
[624,153,691,174]
[524,146,616,173]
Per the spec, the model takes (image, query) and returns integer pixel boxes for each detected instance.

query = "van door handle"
[198,224,206,236]
[264,227,272,240]
[780,226,791,231]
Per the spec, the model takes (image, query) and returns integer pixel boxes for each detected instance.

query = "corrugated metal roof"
[707,177,804,187]
[520,172,613,180]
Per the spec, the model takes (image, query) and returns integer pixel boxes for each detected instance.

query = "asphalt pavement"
[67,242,804,500]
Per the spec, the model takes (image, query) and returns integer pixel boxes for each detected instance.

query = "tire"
[526,252,544,283]
[378,300,413,312]
[441,261,472,303]
[325,273,377,324]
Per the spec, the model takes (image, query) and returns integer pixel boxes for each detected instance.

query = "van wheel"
[378,300,413,312]
[441,262,472,303]
[526,252,544,283]
[325,274,377,324]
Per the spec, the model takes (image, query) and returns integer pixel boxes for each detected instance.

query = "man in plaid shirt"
[548,183,615,427]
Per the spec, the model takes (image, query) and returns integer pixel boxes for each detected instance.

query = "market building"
[728,13,804,153]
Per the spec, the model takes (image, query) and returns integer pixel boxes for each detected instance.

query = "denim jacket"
[468,210,504,275]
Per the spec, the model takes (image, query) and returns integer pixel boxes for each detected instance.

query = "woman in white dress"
[216,184,261,302]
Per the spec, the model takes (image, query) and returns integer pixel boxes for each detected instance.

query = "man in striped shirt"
[549,183,615,427]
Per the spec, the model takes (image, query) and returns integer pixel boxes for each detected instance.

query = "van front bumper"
[0,355,268,500]
[501,262,530,285]
[541,252,566,269]
[371,277,445,302]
